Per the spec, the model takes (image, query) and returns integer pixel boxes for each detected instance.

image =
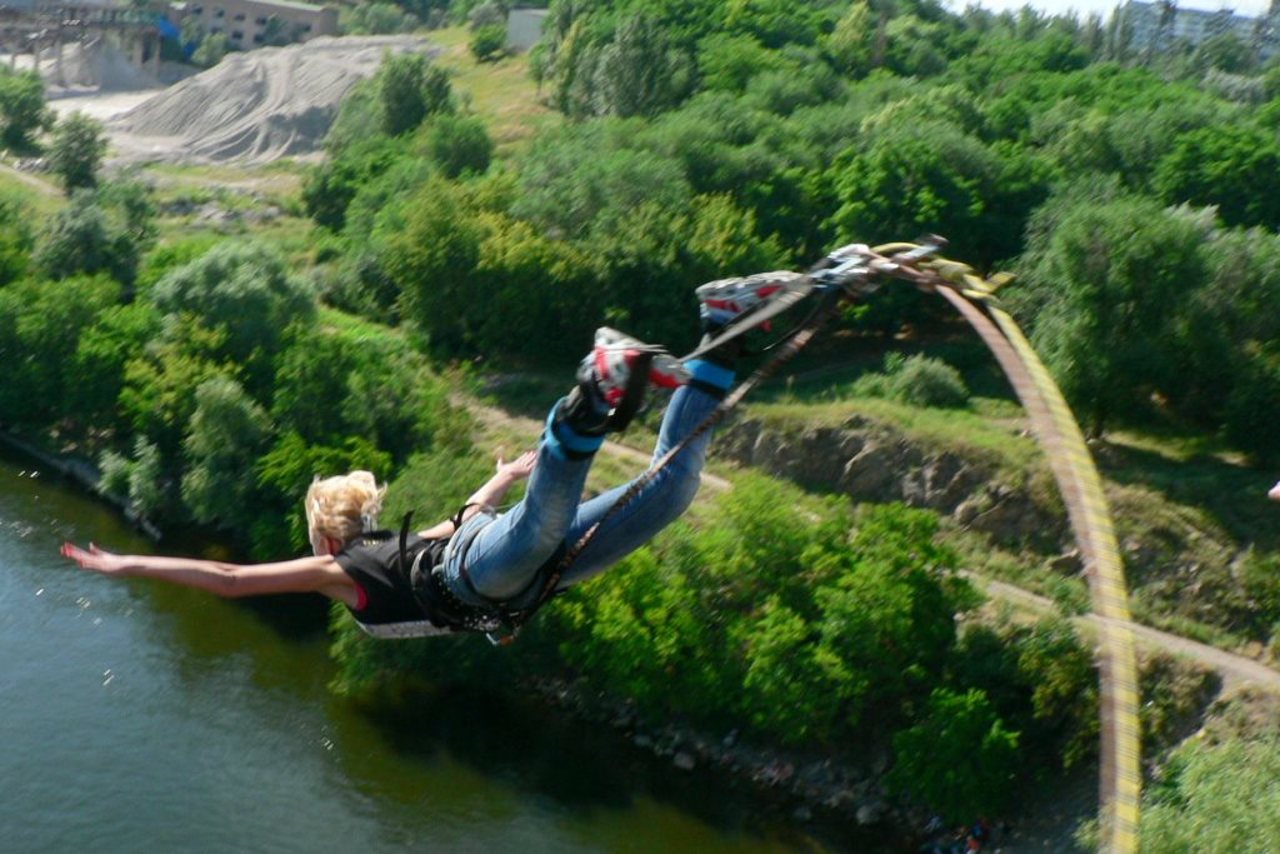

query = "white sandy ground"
[10,35,435,165]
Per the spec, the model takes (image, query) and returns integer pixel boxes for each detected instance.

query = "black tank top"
[334,531,449,628]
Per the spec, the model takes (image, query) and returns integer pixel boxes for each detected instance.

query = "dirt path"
[0,161,60,196]
[975,575,1280,694]
[464,397,732,492]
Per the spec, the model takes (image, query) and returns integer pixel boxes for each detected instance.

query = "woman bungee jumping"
[61,273,796,640]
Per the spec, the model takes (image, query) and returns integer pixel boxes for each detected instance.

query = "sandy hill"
[110,35,432,164]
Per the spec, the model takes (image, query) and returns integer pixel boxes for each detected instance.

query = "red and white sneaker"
[585,327,689,404]
[696,271,804,331]
[576,328,689,431]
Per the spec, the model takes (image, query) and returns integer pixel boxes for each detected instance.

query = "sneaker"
[585,327,689,406]
[569,327,689,432]
[696,271,804,332]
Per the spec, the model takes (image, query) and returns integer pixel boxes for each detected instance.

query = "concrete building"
[183,0,337,49]
[506,7,547,52]
[1124,0,1261,54]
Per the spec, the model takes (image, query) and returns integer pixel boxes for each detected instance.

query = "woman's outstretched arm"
[60,543,358,606]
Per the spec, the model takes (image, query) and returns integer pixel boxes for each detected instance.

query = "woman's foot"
[561,328,689,435]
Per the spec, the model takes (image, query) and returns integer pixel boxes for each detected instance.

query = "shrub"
[470,24,506,62]
[851,353,971,408]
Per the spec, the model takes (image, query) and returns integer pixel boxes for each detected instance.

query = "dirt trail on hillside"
[465,398,732,493]
[975,576,1280,694]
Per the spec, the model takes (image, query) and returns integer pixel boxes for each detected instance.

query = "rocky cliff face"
[714,414,1067,551]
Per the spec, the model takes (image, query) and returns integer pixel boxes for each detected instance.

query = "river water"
[0,445,867,853]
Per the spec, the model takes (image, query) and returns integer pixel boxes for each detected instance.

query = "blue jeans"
[441,360,732,609]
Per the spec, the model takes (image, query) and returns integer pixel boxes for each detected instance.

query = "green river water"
[0,444,883,853]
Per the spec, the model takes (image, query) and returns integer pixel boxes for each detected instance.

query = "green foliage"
[33,191,143,286]
[303,135,406,230]
[852,353,971,408]
[1014,194,1212,437]
[1140,735,1280,852]
[0,273,121,428]
[513,123,693,237]
[950,618,1099,773]
[136,234,223,295]
[378,52,454,136]
[180,376,272,530]
[470,23,507,62]
[192,32,229,67]
[48,113,108,193]
[0,67,51,150]
[340,1,419,35]
[72,303,161,433]
[254,432,394,556]
[0,194,32,285]
[544,477,970,745]
[126,437,165,519]
[149,241,315,395]
[422,113,493,178]
[888,687,1020,823]
[828,120,1049,268]
[1154,125,1280,230]
[537,8,696,118]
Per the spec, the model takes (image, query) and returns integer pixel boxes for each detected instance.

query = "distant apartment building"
[182,0,337,49]
[1123,0,1276,58]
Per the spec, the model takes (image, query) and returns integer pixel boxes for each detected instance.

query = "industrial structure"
[1123,0,1280,60]
[180,0,337,51]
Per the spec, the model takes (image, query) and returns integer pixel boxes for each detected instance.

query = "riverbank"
[0,429,162,539]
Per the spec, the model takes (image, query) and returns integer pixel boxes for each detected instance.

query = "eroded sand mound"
[110,35,432,164]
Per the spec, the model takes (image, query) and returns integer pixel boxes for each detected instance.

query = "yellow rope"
[870,246,1142,853]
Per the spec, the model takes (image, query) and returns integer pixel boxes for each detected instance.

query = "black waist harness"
[336,513,562,641]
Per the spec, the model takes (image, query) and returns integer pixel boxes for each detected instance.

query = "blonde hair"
[305,471,386,554]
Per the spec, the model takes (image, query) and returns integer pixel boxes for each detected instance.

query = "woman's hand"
[496,450,537,482]
[61,542,129,575]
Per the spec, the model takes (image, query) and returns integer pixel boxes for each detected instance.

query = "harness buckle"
[485,629,519,647]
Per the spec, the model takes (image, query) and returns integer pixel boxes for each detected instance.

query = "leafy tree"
[149,241,315,396]
[696,32,786,92]
[824,1,876,76]
[32,190,150,287]
[303,135,405,230]
[378,52,454,136]
[118,327,240,462]
[889,688,1020,822]
[1013,195,1211,437]
[381,178,486,353]
[0,274,120,428]
[512,123,693,237]
[592,12,696,117]
[1192,31,1255,74]
[126,437,166,520]
[47,112,108,193]
[723,0,827,49]
[828,120,1048,270]
[72,303,162,433]
[340,1,418,35]
[1154,125,1280,230]
[0,67,51,150]
[423,113,493,178]
[181,376,272,530]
